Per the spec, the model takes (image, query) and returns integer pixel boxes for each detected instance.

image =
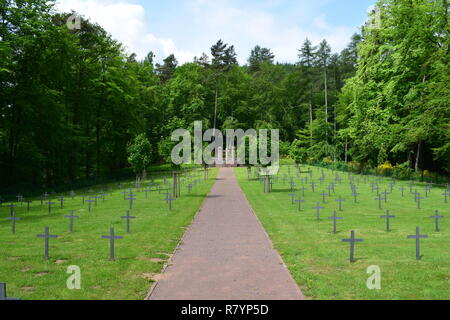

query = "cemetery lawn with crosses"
[0,168,217,300]
[235,165,450,300]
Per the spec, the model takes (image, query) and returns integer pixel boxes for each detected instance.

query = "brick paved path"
[148,168,304,300]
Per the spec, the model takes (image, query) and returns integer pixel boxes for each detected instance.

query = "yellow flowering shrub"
[377,162,393,175]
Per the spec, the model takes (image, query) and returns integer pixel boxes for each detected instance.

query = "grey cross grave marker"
[342,231,364,263]
[407,227,428,261]
[380,210,396,232]
[328,211,343,234]
[16,195,23,206]
[126,193,136,210]
[121,211,136,233]
[102,227,123,261]
[429,210,444,232]
[417,193,424,209]
[336,196,344,211]
[86,198,95,212]
[382,190,389,203]
[442,190,449,204]
[64,210,79,232]
[320,192,327,204]
[143,188,150,199]
[6,213,21,234]
[400,186,406,197]
[59,196,65,208]
[37,227,58,260]
[7,203,16,217]
[295,197,305,212]
[40,192,49,206]
[25,200,32,212]
[352,191,359,203]
[167,194,176,211]
[289,192,297,205]
[47,201,55,215]
[375,196,385,210]
[0,283,20,300]
[313,203,324,221]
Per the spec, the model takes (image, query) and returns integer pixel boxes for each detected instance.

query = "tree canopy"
[0,0,448,193]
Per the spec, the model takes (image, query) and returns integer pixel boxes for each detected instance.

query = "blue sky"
[56,0,376,64]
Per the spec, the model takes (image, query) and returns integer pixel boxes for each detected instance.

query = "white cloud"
[55,0,359,65]
[55,0,195,63]
[185,0,356,63]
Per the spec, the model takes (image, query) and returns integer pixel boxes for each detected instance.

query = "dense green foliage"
[1,0,448,193]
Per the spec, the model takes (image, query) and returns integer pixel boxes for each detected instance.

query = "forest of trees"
[0,0,448,192]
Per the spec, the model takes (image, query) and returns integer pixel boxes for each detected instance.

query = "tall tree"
[248,45,275,73]
[298,38,317,144]
[156,54,178,83]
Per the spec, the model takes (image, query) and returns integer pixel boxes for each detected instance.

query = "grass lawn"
[236,166,450,300]
[0,168,217,300]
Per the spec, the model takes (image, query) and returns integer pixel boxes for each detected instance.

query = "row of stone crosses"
[1,169,209,262]
[251,165,449,263]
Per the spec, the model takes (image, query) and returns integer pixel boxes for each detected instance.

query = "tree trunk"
[309,102,313,146]
[324,70,328,139]
[213,84,218,138]
[345,138,348,164]
[415,141,422,173]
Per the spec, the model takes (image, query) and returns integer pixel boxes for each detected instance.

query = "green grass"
[0,169,217,300]
[235,166,450,300]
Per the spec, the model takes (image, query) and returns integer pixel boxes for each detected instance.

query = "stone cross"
[295,197,305,212]
[47,201,55,215]
[64,210,79,232]
[6,213,21,234]
[407,227,428,261]
[59,196,65,208]
[336,196,344,211]
[313,203,324,221]
[7,203,16,217]
[328,211,343,234]
[37,227,58,260]
[382,190,389,203]
[40,192,48,206]
[320,192,327,204]
[167,194,176,211]
[380,210,396,232]
[93,195,101,207]
[102,227,123,261]
[400,186,406,197]
[300,185,306,197]
[121,211,136,233]
[85,198,95,212]
[143,188,150,199]
[442,190,449,204]
[342,231,364,263]
[289,192,297,205]
[375,196,385,210]
[126,193,136,210]
[429,210,444,232]
[0,283,20,300]
[25,200,32,212]
[352,192,359,203]
[417,193,424,209]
